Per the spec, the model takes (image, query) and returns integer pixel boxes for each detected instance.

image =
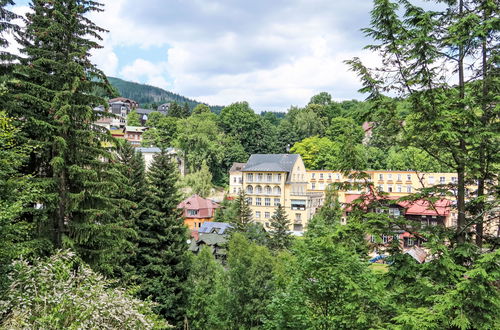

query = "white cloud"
[13,0,380,111]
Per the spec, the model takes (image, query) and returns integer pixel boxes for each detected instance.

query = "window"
[389,208,400,216]
[406,185,412,193]
[397,185,402,192]
[397,174,402,181]
[255,211,261,218]
[388,186,393,192]
[273,186,281,195]
[378,185,384,192]
[440,176,445,184]
[265,186,272,194]
[264,212,270,219]
[276,173,282,182]
[246,173,253,182]
[267,173,272,182]
[320,173,324,179]
[382,235,390,244]
[328,173,332,179]
[311,183,316,190]
[257,173,263,182]
[246,185,253,194]
[451,177,457,183]
[256,198,261,206]
[319,182,325,190]
[407,174,412,181]
[233,177,237,183]
[336,173,341,180]
[428,176,435,185]
[187,209,198,216]
[295,213,302,221]
[291,199,306,210]
[233,188,236,193]
[247,197,252,205]
[311,173,315,179]
[256,185,262,194]
[388,174,392,180]
[274,198,280,206]
[379,174,384,180]
[265,198,271,206]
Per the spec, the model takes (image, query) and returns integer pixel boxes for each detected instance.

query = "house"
[177,194,220,230]
[109,97,139,109]
[157,103,170,113]
[344,193,451,249]
[136,147,185,175]
[188,222,232,261]
[123,126,147,146]
[229,162,245,195]
[237,154,323,232]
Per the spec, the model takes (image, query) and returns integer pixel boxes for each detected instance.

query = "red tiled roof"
[344,193,450,216]
[177,194,220,218]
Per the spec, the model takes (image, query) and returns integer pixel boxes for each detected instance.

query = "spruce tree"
[268,204,292,250]
[318,186,343,226]
[234,189,253,232]
[0,0,19,73]
[7,0,127,272]
[114,141,148,282]
[135,151,190,326]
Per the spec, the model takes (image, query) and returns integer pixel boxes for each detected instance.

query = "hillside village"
[1,1,498,329]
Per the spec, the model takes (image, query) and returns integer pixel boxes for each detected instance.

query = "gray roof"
[243,154,299,172]
[229,162,246,172]
[198,222,233,234]
[136,147,175,153]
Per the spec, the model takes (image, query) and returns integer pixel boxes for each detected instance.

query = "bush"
[0,250,169,329]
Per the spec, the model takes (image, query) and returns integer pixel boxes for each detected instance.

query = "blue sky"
[11,0,382,111]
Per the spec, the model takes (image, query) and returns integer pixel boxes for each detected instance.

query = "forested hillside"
[108,76,224,112]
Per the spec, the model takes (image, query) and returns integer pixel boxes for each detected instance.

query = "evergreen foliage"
[7,0,131,274]
[233,189,253,232]
[134,151,190,326]
[268,204,292,251]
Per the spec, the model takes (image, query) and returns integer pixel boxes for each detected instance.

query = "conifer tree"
[0,0,19,73]
[135,151,190,326]
[234,189,253,232]
[6,0,128,271]
[114,141,148,281]
[268,204,292,250]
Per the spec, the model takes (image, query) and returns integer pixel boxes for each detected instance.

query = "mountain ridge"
[108,76,223,113]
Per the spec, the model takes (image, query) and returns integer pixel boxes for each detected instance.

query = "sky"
[11,0,382,111]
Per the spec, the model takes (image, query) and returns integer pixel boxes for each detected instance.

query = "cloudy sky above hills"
[12,0,382,111]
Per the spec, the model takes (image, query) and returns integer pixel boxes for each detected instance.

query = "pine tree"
[268,204,292,250]
[135,151,190,326]
[7,0,127,272]
[234,189,253,232]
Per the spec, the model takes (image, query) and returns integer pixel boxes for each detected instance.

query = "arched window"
[264,186,272,195]
[246,185,253,194]
[255,185,262,194]
[273,186,281,195]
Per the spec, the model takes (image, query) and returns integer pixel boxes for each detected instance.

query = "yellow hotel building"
[229,154,476,232]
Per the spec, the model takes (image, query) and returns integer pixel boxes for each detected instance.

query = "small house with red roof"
[177,194,220,230]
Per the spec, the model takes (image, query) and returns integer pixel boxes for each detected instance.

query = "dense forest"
[0,0,498,329]
[108,76,224,113]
